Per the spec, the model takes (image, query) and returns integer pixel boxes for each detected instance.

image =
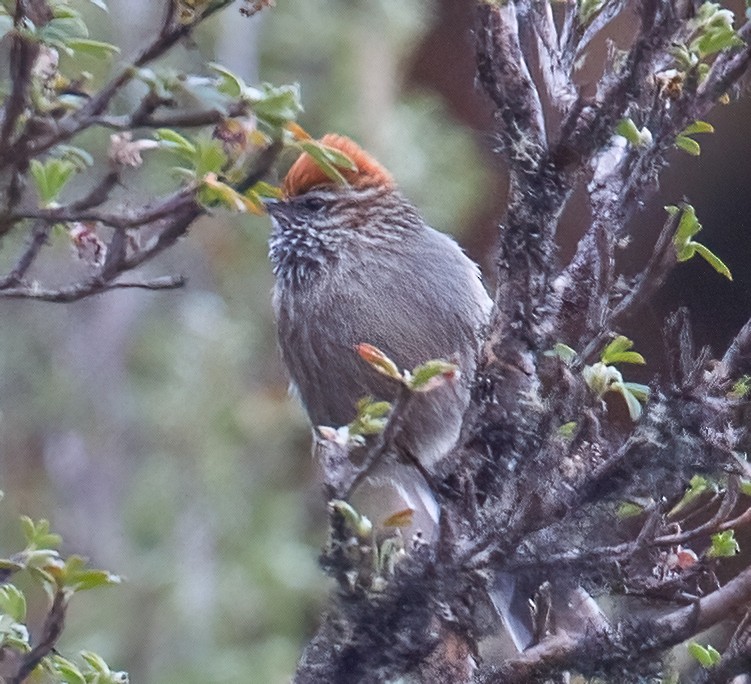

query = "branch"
[576,209,680,362]
[7,589,67,684]
[13,186,198,229]
[475,1,546,168]
[654,478,740,547]
[16,0,238,163]
[481,564,751,683]
[522,1,577,115]
[91,101,250,131]
[714,316,751,383]
[0,2,45,155]
[0,275,186,302]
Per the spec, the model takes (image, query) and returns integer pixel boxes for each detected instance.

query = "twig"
[654,478,740,546]
[345,385,416,498]
[0,274,186,302]
[0,220,51,288]
[523,2,577,114]
[577,209,681,363]
[13,186,197,230]
[14,0,238,163]
[0,2,44,155]
[715,317,751,383]
[7,588,67,684]
[91,101,250,131]
[481,564,751,683]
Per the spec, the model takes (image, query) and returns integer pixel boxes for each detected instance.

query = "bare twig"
[715,316,751,382]
[92,101,250,131]
[0,274,186,302]
[0,220,51,288]
[12,186,197,230]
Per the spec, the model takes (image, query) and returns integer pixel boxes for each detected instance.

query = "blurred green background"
[0,1,498,681]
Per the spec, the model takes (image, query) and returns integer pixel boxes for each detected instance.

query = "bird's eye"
[301,196,326,213]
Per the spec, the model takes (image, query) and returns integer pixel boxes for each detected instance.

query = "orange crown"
[283,134,395,197]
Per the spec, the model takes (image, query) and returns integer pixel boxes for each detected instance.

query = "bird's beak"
[263,197,294,227]
[262,197,283,217]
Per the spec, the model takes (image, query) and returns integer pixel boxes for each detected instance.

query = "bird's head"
[265,134,402,233]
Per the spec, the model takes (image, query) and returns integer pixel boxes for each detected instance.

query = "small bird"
[267,133,491,535]
[266,135,607,655]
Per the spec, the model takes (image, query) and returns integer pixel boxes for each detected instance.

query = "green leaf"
[298,140,349,186]
[200,174,261,214]
[169,166,197,183]
[241,189,266,214]
[692,242,732,280]
[316,143,358,172]
[209,62,245,99]
[54,145,94,170]
[616,118,651,146]
[613,381,645,421]
[19,516,62,550]
[672,203,702,249]
[19,516,35,544]
[741,479,751,496]
[583,361,622,397]
[250,180,283,200]
[0,585,26,622]
[80,650,129,683]
[693,26,745,57]
[729,375,751,400]
[615,117,642,146]
[707,529,739,558]
[675,204,701,239]
[29,158,78,206]
[601,336,646,366]
[681,120,715,135]
[579,0,604,24]
[193,138,227,178]
[557,421,577,439]
[329,500,373,540]
[544,342,577,365]
[154,128,197,157]
[616,501,645,518]
[407,359,459,392]
[250,83,303,127]
[38,16,89,54]
[65,38,120,59]
[688,641,722,667]
[669,475,716,517]
[621,382,650,403]
[51,655,87,684]
[349,397,392,437]
[675,135,702,156]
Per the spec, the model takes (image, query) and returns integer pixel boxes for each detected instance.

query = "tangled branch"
[295,2,751,682]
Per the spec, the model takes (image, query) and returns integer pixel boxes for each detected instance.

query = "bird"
[266,133,492,538]
[265,134,609,656]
